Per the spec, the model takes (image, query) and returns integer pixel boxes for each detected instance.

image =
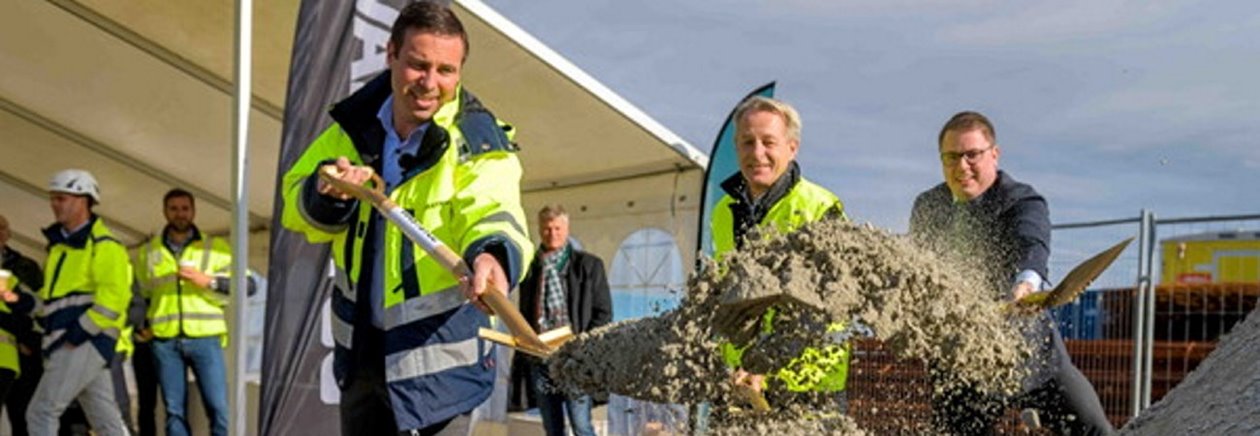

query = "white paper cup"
[0,269,11,293]
[179,260,197,269]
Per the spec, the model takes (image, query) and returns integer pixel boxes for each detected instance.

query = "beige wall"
[522,169,703,270]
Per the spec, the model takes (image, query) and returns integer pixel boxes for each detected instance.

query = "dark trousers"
[110,352,132,433]
[932,329,1114,435]
[5,348,42,435]
[133,341,159,436]
[0,368,15,407]
[339,326,471,436]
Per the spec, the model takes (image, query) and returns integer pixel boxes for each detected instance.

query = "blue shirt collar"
[378,95,431,143]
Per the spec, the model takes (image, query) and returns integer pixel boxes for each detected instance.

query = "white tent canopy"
[0,0,707,271]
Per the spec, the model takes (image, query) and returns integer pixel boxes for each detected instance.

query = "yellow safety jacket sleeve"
[281,126,362,243]
[451,149,532,286]
[86,237,133,334]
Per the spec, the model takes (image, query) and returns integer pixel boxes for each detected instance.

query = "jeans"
[26,344,129,436]
[151,336,228,436]
[530,363,595,436]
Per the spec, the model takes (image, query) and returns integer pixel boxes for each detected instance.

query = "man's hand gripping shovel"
[1007,237,1134,313]
[710,274,827,414]
[318,165,570,358]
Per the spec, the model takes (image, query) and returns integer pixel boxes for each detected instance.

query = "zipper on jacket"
[46,252,68,300]
[176,251,186,338]
[164,240,189,339]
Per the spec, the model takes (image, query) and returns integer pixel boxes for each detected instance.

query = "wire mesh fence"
[589,213,1258,434]
[846,212,1260,433]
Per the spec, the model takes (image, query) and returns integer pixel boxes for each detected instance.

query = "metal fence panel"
[1047,216,1143,429]
[848,212,1260,432]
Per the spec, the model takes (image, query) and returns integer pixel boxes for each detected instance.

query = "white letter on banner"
[349,0,399,93]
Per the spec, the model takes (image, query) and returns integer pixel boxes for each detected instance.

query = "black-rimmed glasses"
[940,146,993,165]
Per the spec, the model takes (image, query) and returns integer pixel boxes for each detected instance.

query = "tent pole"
[230,0,252,435]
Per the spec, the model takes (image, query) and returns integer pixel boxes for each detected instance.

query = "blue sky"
[484,0,1258,232]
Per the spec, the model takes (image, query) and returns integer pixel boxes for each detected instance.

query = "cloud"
[484,0,1260,230]
[938,1,1194,46]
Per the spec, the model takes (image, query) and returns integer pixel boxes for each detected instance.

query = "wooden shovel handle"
[318,165,389,208]
[317,164,552,354]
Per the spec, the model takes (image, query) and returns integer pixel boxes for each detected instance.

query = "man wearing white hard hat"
[27,169,132,436]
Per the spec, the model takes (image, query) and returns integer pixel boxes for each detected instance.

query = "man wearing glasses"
[910,111,1113,435]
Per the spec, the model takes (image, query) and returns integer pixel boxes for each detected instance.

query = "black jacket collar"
[1,246,22,265]
[328,71,470,184]
[42,215,99,249]
[721,161,802,215]
[720,161,802,248]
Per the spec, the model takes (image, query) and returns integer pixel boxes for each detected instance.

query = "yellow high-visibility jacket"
[714,167,851,393]
[38,216,132,363]
[281,72,532,431]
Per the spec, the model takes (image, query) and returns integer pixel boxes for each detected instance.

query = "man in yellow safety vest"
[135,188,236,436]
[713,96,852,413]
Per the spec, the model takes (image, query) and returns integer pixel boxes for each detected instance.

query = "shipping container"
[1160,230,1260,284]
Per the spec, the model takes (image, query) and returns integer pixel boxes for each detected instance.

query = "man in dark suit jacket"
[910,111,1113,435]
[514,204,612,436]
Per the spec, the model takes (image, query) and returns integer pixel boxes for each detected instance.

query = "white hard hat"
[49,169,101,203]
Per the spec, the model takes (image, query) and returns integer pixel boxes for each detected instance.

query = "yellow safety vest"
[0,274,19,374]
[136,232,232,339]
[715,177,852,392]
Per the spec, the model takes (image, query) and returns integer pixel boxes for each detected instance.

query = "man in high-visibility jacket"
[0,214,39,407]
[713,96,852,412]
[27,169,131,436]
[280,2,531,434]
[134,188,233,436]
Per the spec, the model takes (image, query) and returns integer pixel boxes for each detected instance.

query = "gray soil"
[548,220,1036,434]
[1119,305,1260,434]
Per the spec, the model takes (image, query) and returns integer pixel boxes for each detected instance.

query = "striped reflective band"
[384,337,487,382]
[79,316,101,335]
[150,312,226,325]
[333,268,355,303]
[475,211,527,241]
[42,329,65,349]
[331,314,353,348]
[91,304,120,321]
[200,240,213,271]
[42,294,94,315]
[147,276,179,289]
[384,286,466,329]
